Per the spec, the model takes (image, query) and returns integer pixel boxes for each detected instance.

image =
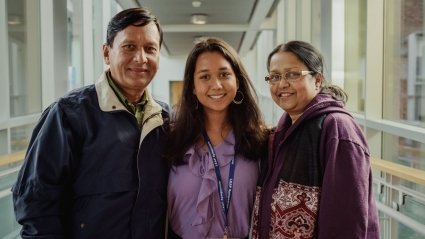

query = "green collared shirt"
[106,71,147,129]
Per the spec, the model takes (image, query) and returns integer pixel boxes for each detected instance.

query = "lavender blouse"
[168,131,259,238]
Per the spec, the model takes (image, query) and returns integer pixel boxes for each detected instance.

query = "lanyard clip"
[223,227,228,239]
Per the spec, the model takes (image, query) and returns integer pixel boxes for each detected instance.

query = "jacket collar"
[94,70,163,117]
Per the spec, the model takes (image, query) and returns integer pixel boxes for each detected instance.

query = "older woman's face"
[268,51,320,122]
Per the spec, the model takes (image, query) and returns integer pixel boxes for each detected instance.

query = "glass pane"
[92,0,104,82]
[0,149,22,238]
[0,124,31,237]
[311,0,321,49]
[398,223,425,239]
[7,0,42,117]
[398,196,425,238]
[67,0,84,89]
[382,132,425,196]
[382,132,425,171]
[11,124,34,153]
[384,0,425,128]
[0,194,20,238]
[0,130,7,155]
[92,0,120,81]
[344,0,366,113]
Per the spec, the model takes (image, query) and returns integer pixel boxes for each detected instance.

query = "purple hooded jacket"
[251,93,380,239]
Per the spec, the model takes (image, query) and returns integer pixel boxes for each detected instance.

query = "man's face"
[103,22,160,100]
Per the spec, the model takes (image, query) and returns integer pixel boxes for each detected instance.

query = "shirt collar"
[106,70,148,114]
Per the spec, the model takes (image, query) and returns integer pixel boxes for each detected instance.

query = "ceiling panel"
[133,0,278,56]
[138,0,256,24]
[164,32,244,56]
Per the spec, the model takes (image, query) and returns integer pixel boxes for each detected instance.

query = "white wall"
[150,53,187,104]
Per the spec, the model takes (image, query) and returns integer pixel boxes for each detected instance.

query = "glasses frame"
[265,70,314,85]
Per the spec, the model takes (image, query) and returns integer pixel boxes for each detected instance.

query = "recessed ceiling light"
[192,1,202,8]
[8,15,22,25]
[190,14,207,25]
[191,14,207,25]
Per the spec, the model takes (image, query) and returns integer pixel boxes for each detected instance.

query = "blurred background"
[0,0,424,238]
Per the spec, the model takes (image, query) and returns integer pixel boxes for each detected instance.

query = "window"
[344,0,366,113]
[384,0,425,128]
[382,1,425,237]
[8,0,42,117]
[67,0,84,89]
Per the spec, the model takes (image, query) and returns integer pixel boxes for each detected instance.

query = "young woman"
[251,41,380,239]
[166,37,268,239]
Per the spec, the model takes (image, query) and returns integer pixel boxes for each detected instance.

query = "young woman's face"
[193,51,238,116]
[268,51,320,122]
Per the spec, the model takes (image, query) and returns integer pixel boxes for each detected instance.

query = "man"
[12,7,170,238]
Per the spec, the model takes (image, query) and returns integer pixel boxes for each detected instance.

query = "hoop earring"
[194,99,199,110]
[233,91,244,105]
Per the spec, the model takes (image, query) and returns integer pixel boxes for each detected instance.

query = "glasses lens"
[285,71,302,80]
[269,74,281,84]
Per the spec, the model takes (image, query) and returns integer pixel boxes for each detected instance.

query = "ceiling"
[118,0,279,57]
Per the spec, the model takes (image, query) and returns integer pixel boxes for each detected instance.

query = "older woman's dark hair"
[106,7,163,47]
[167,37,268,165]
[267,40,348,103]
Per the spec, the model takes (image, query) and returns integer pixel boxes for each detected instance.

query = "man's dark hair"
[106,7,163,47]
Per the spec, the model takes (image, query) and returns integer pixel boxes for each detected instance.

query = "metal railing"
[371,158,425,238]
[1,153,425,238]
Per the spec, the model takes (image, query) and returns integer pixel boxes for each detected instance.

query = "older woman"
[251,41,380,239]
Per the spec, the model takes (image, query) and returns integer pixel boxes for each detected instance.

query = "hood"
[275,93,351,136]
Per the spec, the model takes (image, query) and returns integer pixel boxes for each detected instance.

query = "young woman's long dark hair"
[167,37,269,166]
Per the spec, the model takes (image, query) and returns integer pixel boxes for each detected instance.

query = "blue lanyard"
[202,131,235,234]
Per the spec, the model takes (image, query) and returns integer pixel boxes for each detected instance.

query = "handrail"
[1,153,425,184]
[376,201,425,236]
[1,153,424,183]
[370,158,425,186]
[371,158,425,237]
[0,151,26,167]
[1,154,425,185]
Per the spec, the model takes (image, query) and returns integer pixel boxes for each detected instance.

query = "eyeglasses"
[265,70,314,85]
